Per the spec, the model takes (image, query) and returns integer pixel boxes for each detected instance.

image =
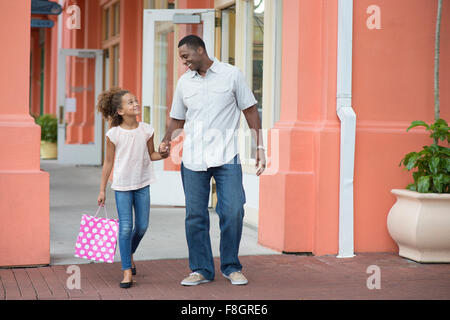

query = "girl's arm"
[147,135,167,161]
[97,137,115,206]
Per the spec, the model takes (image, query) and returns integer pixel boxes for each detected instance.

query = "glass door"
[142,9,215,144]
[57,49,103,165]
[142,9,215,206]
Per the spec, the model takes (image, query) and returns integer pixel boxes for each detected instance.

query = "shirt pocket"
[211,86,235,108]
[183,90,201,110]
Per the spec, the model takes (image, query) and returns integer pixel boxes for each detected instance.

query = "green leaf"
[400,152,417,167]
[432,174,444,193]
[440,147,450,157]
[417,175,431,193]
[429,157,440,174]
[406,154,420,170]
[35,114,57,143]
[428,144,440,154]
[443,174,450,185]
[444,158,450,172]
[406,183,417,191]
[435,118,449,127]
[407,121,430,132]
[412,171,424,183]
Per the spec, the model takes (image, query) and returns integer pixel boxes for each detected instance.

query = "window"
[102,0,120,89]
[113,3,120,36]
[221,5,236,65]
[243,0,265,161]
[252,0,264,123]
[152,22,173,144]
[145,0,174,9]
[102,0,121,161]
[234,0,282,170]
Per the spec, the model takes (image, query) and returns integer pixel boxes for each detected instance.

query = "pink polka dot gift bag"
[74,206,119,263]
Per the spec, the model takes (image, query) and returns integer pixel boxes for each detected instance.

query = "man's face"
[178,44,203,71]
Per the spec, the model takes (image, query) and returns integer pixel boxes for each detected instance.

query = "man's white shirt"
[170,58,257,171]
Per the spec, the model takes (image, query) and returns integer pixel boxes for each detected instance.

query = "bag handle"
[94,205,109,219]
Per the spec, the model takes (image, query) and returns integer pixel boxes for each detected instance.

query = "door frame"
[141,9,215,206]
[57,49,103,165]
[142,9,215,129]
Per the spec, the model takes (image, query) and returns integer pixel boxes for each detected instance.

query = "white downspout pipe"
[336,0,356,258]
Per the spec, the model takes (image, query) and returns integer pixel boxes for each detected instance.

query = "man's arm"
[159,118,185,156]
[242,105,266,176]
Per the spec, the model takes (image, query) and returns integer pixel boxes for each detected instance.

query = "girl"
[96,87,168,288]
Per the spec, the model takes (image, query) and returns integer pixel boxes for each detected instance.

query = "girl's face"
[118,93,140,116]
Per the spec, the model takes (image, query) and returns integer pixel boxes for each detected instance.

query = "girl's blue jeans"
[181,155,246,281]
[114,185,150,270]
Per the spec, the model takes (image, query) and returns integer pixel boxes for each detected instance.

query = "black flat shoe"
[120,281,132,289]
[132,267,136,276]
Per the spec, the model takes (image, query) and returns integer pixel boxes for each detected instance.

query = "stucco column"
[44,21,59,115]
[0,0,50,266]
[258,0,340,255]
[65,0,87,144]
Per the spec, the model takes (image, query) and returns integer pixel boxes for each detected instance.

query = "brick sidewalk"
[1,253,449,300]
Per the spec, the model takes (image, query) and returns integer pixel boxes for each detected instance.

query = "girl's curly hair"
[96,88,129,127]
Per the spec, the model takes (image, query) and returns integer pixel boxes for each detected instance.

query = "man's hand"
[256,147,266,176]
[159,141,170,159]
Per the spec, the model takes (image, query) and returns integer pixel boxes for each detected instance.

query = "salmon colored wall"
[177,0,214,9]
[66,0,88,143]
[120,0,143,99]
[30,29,42,117]
[259,0,449,256]
[259,0,340,255]
[30,15,58,118]
[43,20,58,116]
[0,0,49,267]
[352,0,450,252]
[82,0,101,143]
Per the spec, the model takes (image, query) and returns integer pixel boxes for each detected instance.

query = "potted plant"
[387,0,450,262]
[35,114,58,159]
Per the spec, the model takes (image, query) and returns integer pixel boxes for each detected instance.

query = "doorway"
[57,49,103,165]
[142,9,215,206]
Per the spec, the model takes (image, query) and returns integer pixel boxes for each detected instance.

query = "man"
[159,35,265,286]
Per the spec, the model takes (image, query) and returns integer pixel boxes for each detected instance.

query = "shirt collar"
[209,57,221,73]
[189,57,220,78]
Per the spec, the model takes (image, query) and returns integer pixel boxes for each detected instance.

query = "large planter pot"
[387,189,450,263]
[40,141,57,159]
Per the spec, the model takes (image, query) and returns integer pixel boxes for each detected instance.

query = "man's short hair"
[178,35,206,50]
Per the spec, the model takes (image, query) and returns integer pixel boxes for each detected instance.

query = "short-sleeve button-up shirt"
[170,58,257,171]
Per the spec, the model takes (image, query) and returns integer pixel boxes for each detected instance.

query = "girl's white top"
[106,122,156,191]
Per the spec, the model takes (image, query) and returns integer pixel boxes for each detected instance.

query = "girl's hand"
[97,191,106,206]
[159,141,170,158]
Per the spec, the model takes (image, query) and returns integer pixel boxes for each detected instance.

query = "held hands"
[159,141,170,159]
[158,139,265,174]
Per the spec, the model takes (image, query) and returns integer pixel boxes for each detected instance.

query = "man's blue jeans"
[114,185,150,270]
[181,155,246,280]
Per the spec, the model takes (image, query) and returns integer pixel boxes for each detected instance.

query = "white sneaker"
[223,271,248,285]
[180,272,211,286]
